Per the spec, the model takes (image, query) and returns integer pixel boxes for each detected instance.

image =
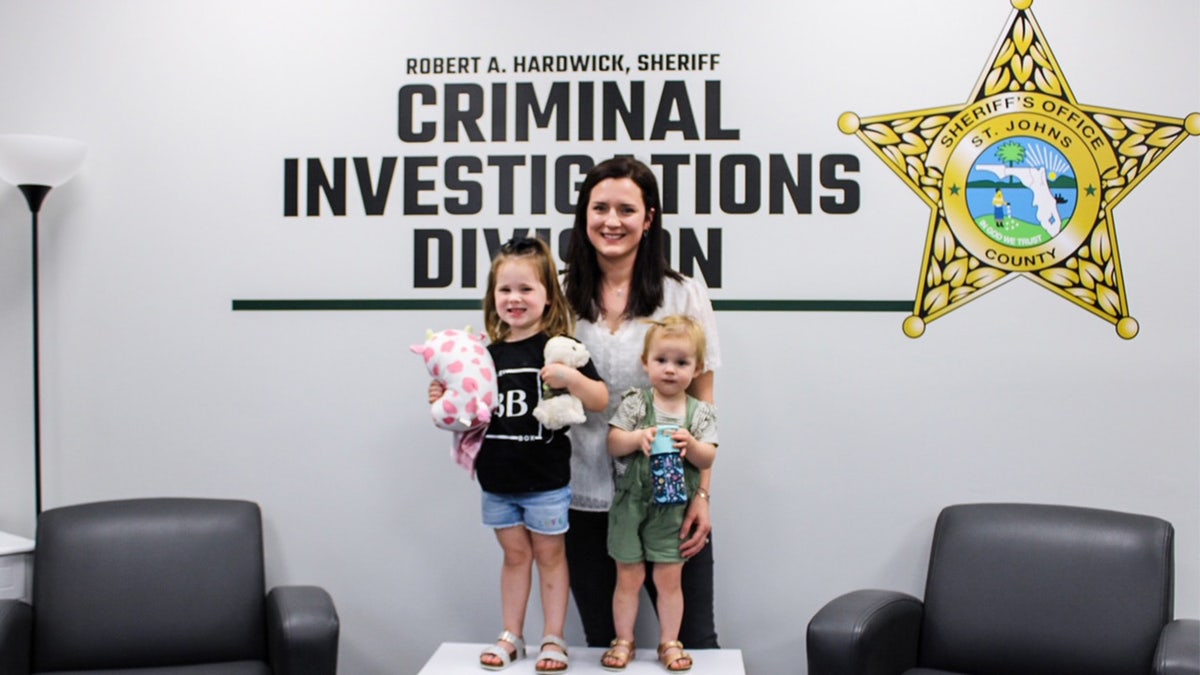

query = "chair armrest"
[807,589,923,675]
[0,599,32,675]
[266,585,340,675]
[1155,619,1200,675]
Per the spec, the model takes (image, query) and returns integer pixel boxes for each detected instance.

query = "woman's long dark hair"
[563,156,682,322]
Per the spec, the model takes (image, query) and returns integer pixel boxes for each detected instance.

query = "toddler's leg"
[613,560,645,641]
[653,562,685,646]
[602,561,644,669]
[653,562,694,672]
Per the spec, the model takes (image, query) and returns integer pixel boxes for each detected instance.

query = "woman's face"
[585,177,653,265]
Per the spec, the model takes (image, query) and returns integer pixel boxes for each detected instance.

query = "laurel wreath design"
[1094,115,1186,200]
[918,215,1008,315]
[861,115,950,204]
[983,16,1063,96]
[1034,221,1123,317]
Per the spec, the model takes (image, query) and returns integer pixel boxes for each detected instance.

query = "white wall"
[1,1,1197,673]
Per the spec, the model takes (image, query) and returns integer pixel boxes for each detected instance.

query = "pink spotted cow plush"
[410,327,498,432]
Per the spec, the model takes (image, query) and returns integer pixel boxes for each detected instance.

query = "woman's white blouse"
[568,275,721,511]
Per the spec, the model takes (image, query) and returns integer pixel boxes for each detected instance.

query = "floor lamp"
[0,134,87,515]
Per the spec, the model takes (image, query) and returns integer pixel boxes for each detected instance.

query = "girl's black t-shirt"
[476,333,602,495]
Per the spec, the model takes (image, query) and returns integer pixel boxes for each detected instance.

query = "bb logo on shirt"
[496,389,531,418]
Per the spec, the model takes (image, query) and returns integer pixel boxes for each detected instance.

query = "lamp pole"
[0,134,86,520]
[19,184,52,514]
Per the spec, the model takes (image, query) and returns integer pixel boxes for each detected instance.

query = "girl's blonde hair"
[641,314,707,372]
[484,237,575,342]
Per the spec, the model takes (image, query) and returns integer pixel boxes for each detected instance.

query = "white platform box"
[419,641,745,674]
[0,531,34,604]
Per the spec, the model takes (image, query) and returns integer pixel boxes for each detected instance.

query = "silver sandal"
[535,635,569,674]
[480,630,525,671]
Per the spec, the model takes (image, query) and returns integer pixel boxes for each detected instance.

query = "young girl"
[431,237,608,673]
[603,315,718,673]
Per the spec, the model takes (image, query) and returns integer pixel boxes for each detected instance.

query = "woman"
[563,156,721,650]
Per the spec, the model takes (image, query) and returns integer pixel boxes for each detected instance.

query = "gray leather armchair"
[807,503,1200,675]
[0,498,339,675]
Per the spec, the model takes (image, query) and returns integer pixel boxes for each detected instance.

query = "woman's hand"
[680,369,715,558]
[679,490,712,558]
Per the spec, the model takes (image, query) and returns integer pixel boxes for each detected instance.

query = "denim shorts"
[481,485,571,535]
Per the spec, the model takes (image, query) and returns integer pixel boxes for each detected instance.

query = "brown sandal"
[658,641,692,672]
[601,638,635,671]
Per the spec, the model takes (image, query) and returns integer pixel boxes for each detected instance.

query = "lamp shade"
[0,134,87,187]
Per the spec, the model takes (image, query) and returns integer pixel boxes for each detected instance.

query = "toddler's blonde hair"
[641,314,707,372]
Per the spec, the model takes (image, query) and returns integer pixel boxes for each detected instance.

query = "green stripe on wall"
[713,300,911,312]
[232,299,912,312]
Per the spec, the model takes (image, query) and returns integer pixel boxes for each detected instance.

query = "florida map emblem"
[839,0,1199,338]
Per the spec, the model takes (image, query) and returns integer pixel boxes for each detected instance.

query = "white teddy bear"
[533,336,591,430]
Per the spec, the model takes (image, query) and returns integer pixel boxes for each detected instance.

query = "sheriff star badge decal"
[839,0,1199,339]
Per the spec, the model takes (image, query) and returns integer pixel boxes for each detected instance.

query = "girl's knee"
[502,550,534,569]
[530,533,567,565]
[497,528,535,566]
